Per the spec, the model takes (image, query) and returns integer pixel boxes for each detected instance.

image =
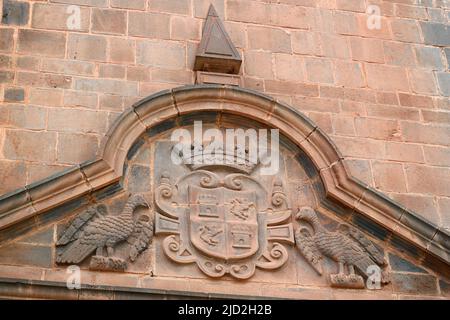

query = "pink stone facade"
[0,0,449,255]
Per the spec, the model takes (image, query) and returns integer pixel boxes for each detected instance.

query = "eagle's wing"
[295,227,323,275]
[56,205,107,246]
[338,223,385,265]
[128,214,154,262]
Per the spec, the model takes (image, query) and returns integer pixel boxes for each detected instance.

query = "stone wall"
[0,0,449,234]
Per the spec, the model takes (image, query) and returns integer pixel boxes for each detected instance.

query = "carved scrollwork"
[197,260,227,278]
[255,243,289,270]
[229,263,256,280]
[162,235,196,264]
[155,172,180,219]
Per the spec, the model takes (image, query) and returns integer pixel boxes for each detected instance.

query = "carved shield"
[189,186,259,260]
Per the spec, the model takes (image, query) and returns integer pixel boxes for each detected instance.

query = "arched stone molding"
[0,85,448,268]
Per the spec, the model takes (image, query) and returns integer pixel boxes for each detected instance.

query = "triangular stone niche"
[0,86,448,300]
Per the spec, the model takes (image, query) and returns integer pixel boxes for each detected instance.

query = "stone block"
[247,26,291,53]
[395,4,427,20]
[332,115,356,136]
[0,161,27,195]
[17,71,72,89]
[99,94,123,111]
[390,194,439,226]
[63,90,98,109]
[151,68,193,84]
[128,12,170,39]
[74,78,138,96]
[274,54,304,82]
[99,64,126,79]
[17,29,66,58]
[321,34,350,59]
[391,19,422,43]
[384,141,424,163]
[366,104,420,121]
[334,61,365,88]
[111,0,146,10]
[1,0,29,25]
[0,28,14,53]
[109,38,135,64]
[383,41,416,66]
[15,56,40,71]
[408,69,438,95]
[136,40,185,70]
[436,72,450,96]
[3,87,24,102]
[344,158,372,184]
[0,243,52,268]
[402,121,450,147]
[420,22,450,46]
[92,8,126,35]
[372,161,407,192]
[0,54,12,68]
[29,88,63,107]
[67,34,107,62]
[31,3,90,32]
[414,46,445,70]
[376,92,398,105]
[331,136,384,158]
[0,71,14,83]
[423,145,450,167]
[57,133,99,164]
[149,0,190,15]
[305,57,334,84]
[41,59,95,76]
[405,164,450,197]
[194,0,224,18]
[49,0,107,7]
[7,105,46,130]
[244,51,273,79]
[48,109,108,134]
[127,66,150,82]
[171,16,201,41]
[392,273,438,295]
[365,64,409,91]
[291,31,322,56]
[265,80,318,97]
[399,93,433,108]
[421,110,450,124]
[350,37,384,63]
[3,130,57,162]
[128,165,151,193]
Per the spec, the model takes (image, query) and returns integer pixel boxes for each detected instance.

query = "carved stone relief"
[154,142,295,279]
[55,123,392,289]
[295,207,390,289]
[56,194,154,272]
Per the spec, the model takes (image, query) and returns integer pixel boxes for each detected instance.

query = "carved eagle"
[295,207,389,284]
[56,194,153,264]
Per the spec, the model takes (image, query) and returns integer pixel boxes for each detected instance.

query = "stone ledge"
[0,84,447,271]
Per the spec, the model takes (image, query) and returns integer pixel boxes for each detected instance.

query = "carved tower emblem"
[154,143,294,279]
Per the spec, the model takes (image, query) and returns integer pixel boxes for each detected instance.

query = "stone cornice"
[0,85,448,267]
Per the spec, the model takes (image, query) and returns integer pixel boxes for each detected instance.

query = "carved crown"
[175,142,258,174]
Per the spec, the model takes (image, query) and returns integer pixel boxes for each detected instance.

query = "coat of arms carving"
[154,142,295,279]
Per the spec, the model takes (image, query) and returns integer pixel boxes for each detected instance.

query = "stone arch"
[0,85,447,267]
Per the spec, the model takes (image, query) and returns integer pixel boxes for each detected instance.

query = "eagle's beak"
[295,209,304,221]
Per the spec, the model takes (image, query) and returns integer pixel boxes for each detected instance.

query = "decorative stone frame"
[0,85,448,272]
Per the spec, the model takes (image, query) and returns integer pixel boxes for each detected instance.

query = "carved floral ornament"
[0,86,448,291]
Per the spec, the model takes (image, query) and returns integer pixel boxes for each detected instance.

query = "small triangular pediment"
[194,5,242,74]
